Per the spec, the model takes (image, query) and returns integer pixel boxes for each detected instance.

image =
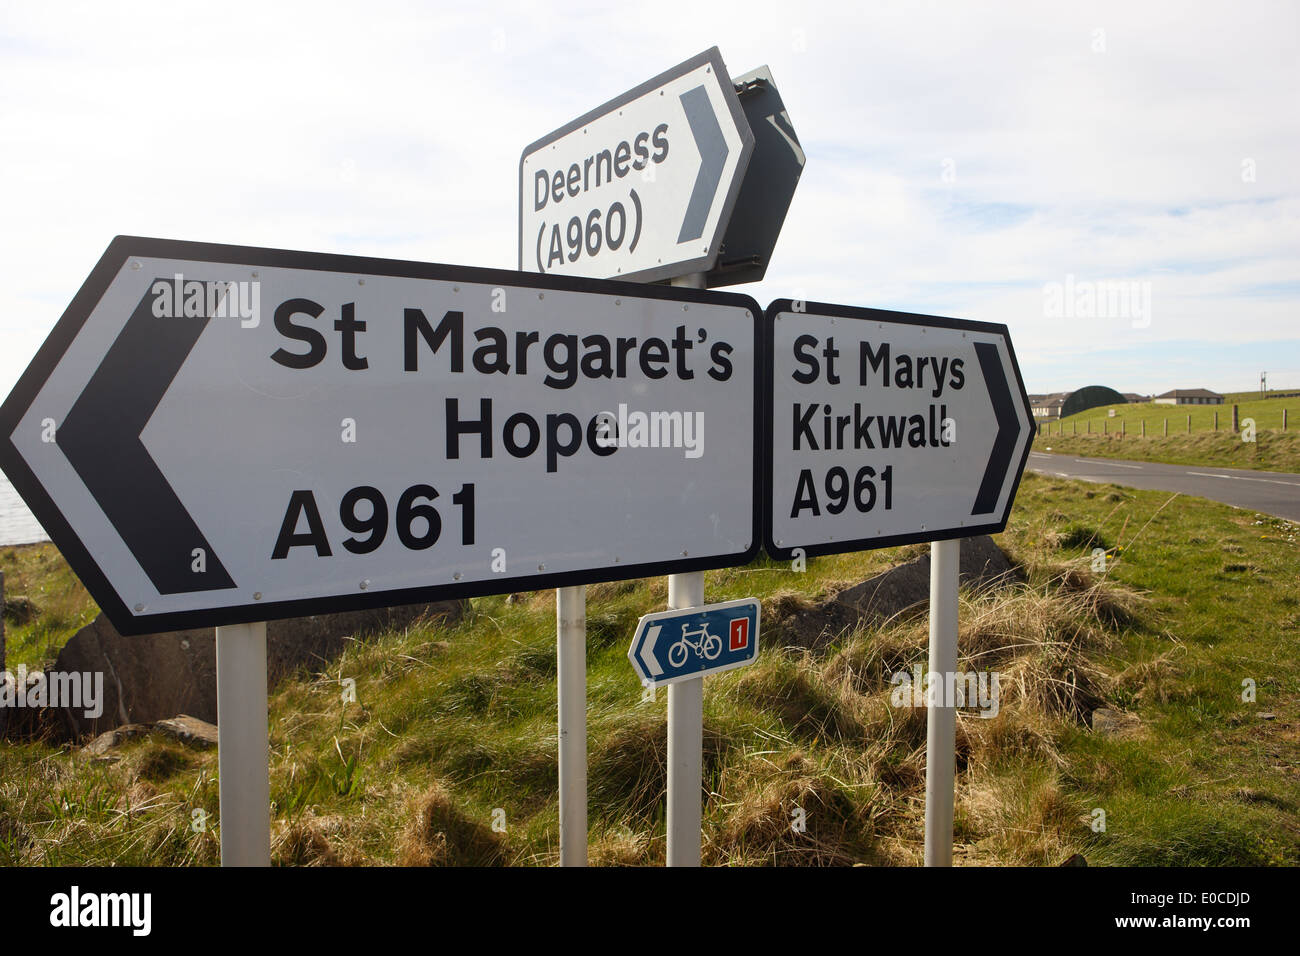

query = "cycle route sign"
[627,596,760,688]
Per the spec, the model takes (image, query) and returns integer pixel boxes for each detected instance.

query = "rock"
[80,715,217,756]
[772,535,1024,648]
[831,535,1023,620]
[46,600,464,740]
[0,669,64,740]
[82,723,151,756]
[1090,707,1140,737]
[2,594,38,626]
[154,714,218,748]
[53,616,214,738]
[1059,853,1088,867]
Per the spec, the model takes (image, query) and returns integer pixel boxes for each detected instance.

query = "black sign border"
[517,46,755,285]
[762,298,1036,561]
[0,235,765,636]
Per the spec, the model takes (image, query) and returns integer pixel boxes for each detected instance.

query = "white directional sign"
[765,300,1035,559]
[519,47,754,284]
[0,237,762,635]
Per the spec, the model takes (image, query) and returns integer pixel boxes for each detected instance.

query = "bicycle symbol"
[668,621,722,668]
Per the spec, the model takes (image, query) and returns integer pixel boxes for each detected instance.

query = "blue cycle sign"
[628,597,760,687]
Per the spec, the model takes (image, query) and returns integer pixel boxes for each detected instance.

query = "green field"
[1,474,1298,866]
[1034,395,1300,472]
[1221,388,1300,404]
[1,545,97,670]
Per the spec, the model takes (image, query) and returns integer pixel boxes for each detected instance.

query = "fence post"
[1214,410,1218,431]
[1232,404,1239,433]
[1141,420,1145,438]
[1164,417,1168,437]
[1285,409,1289,431]
[1187,414,1191,434]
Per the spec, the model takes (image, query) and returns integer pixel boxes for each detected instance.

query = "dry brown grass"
[709,751,874,866]
[397,782,507,866]
[700,557,1149,864]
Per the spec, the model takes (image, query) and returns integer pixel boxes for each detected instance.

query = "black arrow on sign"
[971,341,1021,516]
[677,84,729,244]
[59,284,236,594]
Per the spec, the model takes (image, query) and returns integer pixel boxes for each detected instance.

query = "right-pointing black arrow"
[971,341,1020,516]
[677,84,729,244]
[59,283,236,595]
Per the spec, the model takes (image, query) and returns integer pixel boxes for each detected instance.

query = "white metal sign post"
[0,236,762,866]
[215,622,270,866]
[556,584,586,866]
[665,571,704,866]
[764,299,1035,865]
[924,538,959,866]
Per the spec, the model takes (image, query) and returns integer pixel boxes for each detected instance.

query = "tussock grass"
[397,782,507,866]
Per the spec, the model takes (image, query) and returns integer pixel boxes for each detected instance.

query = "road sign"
[707,65,805,287]
[627,596,760,687]
[0,236,762,635]
[764,300,1035,559]
[519,47,754,285]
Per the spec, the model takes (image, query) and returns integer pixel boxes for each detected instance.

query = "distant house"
[1153,388,1224,406]
[1029,385,1135,419]
[1122,393,1150,403]
[1028,392,1068,419]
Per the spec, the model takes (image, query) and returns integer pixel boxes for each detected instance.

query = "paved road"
[1026,452,1300,522]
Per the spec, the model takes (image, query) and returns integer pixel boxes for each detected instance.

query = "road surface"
[1027,452,1300,523]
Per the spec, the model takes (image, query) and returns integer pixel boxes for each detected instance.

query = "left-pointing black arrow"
[59,283,236,595]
